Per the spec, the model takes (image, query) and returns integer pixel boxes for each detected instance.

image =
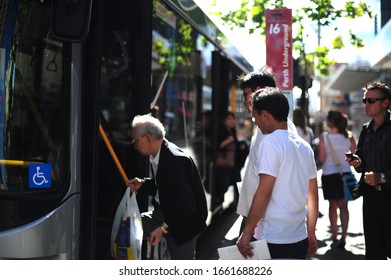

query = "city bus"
[0,0,252,259]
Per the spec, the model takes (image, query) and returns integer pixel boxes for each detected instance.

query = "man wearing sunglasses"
[347,81,391,259]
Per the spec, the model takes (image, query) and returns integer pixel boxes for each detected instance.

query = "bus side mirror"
[50,0,92,42]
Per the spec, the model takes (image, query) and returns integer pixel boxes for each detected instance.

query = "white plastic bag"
[111,188,143,259]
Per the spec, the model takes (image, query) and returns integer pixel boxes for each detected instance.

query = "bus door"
[84,0,153,259]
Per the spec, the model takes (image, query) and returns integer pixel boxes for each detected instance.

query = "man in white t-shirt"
[236,68,297,221]
[236,87,318,259]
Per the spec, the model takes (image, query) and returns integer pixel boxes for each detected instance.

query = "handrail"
[0,159,57,180]
[98,123,129,184]
[0,159,39,166]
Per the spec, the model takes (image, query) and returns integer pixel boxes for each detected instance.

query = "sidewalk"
[313,169,365,259]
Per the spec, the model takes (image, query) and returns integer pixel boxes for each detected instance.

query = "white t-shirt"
[254,130,317,244]
[236,119,297,217]
[236,127,263,216]
[321,132,352,175]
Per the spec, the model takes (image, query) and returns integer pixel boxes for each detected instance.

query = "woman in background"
[293,108,314,145]
[317,111,356,249]
[214,111,241,211]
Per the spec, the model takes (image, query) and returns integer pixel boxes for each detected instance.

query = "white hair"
[131,114,166,139]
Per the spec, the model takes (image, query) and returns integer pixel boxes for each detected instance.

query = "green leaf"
[332,36,345,49]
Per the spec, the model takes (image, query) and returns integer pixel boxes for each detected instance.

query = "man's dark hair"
[364,81,391,99]
[252,87,289,122]
[237,66,276,91]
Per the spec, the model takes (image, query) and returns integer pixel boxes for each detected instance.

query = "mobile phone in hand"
[345,152,358,160]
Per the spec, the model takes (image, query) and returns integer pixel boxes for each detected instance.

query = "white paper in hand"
[217,239,271,260]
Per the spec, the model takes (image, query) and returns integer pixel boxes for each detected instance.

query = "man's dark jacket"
[143,139,208,245]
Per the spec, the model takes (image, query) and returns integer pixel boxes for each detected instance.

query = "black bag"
[342,173,361,201]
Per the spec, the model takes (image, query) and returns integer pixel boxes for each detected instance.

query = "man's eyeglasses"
[362,98,387,104]
[131,135,145,145]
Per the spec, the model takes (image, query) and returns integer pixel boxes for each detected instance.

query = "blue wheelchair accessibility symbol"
[29,163,52,189]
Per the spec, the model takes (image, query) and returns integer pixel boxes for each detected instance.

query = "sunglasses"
[362,98,387,104]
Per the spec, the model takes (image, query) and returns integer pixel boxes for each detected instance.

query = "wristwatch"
[380,173,386,184]
[140,177,151,184]
[160,222,168,234]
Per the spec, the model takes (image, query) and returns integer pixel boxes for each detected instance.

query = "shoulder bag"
[325,133,361,201]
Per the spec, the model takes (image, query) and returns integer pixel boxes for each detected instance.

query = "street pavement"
[312,177,365,260]
[196,170,366,260]
[314,169,365,259]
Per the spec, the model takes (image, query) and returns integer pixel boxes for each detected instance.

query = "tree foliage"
[212,0,372,76]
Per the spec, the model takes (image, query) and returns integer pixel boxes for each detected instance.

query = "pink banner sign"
[266,9,292,91]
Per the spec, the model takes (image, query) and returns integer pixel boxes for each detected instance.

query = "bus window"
[152,2,200,144]
[0,1,67,193]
